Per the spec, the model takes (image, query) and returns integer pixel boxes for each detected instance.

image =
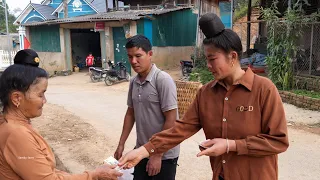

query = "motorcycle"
[104,61,131,86]
[89,60,110,83]
[180,60,193,77]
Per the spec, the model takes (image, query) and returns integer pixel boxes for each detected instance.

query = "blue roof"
[31,3,57,20]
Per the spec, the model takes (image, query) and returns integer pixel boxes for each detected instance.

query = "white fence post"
[0,50,17,69]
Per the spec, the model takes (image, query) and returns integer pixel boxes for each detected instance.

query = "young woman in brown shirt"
[118,13,289,180]
[0,49,122,180]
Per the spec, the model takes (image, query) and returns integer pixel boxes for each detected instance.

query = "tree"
[0,3,18,33]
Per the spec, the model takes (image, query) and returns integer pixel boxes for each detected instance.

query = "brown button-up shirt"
[0,114,92,180]
[144,68,289,180]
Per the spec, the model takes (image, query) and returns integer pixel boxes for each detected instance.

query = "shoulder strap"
[154,69,162,96]
[129,76,137,100]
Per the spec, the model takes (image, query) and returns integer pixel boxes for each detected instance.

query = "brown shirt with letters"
[144,68,289,180]
[0,114,92,180]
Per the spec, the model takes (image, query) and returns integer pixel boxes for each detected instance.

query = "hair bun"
[199,13,225,38]
[14,49,40,67]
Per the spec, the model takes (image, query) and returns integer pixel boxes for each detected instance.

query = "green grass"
[292,90,320,99]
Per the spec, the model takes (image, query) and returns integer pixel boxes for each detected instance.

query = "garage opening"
[71,29,102,69]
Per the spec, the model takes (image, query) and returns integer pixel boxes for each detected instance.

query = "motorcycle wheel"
[125,72,131,81]
[104,76,114,86]
[90,73,100,83]
[182,67,188,76]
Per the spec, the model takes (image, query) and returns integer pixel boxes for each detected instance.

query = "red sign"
[95,22,105,31]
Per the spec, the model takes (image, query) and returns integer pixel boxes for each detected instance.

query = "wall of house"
[152,9,197,46]
[48,0,63,9]
[104,21,137,70]
[37,27,67,75]
[22,10,45,24]
[152,46,194,68]
[219,1,231,29]
[59,0,97,18]
[29,25,61,52]
[136,9,196,69]
[0,34,20,51]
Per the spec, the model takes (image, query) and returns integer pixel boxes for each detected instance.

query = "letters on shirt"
[236,106,253,112]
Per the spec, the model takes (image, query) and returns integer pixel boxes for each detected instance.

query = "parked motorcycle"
[104,61,130,86]
[89,59,110,83]
[180,60,193,77]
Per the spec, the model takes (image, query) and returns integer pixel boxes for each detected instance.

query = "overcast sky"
[6,0,42,16]
[7,0,42,10]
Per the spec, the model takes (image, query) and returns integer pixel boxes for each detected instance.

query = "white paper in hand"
[103,156,134,180]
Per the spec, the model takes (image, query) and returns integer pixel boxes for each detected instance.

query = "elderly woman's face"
[18,78,48,118]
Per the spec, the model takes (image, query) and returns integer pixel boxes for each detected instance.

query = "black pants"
[133,157,178,180]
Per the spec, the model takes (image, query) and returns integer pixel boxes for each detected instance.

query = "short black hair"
[203,29,243,60]
[0,64,48,109]
[126,35,152,53]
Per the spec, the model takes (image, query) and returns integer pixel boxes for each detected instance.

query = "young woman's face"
[17,78,48,118]
[204,45,235,80]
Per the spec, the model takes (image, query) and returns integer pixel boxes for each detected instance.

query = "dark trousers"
[133,157,178,180]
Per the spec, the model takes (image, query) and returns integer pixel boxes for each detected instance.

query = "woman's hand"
[197,138,236,157]
[92,164,123,180]
[118,146,150,169]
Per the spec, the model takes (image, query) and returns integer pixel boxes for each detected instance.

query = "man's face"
[127,47,152,74]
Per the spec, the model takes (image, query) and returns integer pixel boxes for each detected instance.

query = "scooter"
[104,61,130,86]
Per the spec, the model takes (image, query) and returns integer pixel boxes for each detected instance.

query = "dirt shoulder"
[31,72,320,180]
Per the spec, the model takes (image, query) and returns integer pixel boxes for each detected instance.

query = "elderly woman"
[0,49,122,180]
[118,13,289,180]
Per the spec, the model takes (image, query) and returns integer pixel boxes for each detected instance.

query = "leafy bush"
[261,0,313,90]
[189,47,214,84]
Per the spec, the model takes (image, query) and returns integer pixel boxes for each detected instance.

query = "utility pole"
[0,0,12,65]
[63,0,68,18]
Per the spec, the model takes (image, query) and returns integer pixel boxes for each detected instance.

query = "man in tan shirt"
[118,13,289,180]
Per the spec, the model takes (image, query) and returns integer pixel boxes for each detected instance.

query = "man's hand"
[146,155,162,176]
[92,164,123,180]
[114,144,124,160]
[118,146,149,169]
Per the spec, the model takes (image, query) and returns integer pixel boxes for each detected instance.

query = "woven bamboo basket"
[175,80,202,119]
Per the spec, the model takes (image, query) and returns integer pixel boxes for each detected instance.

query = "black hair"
[199,13,243,60]
[0,64,48,109]
[203,29,243,60]
[126,35,152,53]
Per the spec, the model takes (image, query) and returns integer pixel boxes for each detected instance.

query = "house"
[13,0,228,74]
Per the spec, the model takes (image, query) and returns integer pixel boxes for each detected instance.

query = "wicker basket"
[175,80,202,119]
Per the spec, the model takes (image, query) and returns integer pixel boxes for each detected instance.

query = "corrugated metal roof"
[31,4,57,20]
[23,7,190,26]
[90,0,107,13]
